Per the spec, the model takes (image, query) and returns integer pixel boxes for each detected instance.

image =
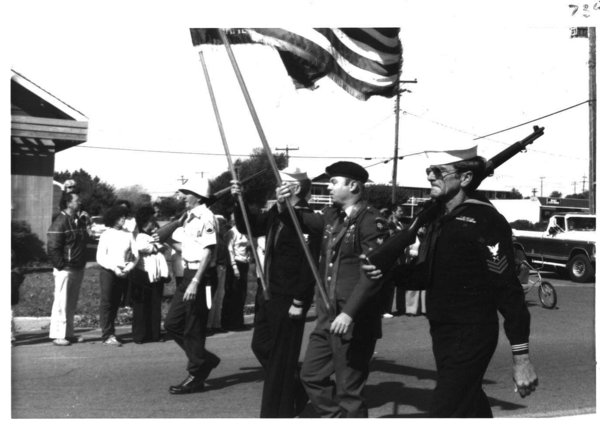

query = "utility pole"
[582,175,587,192]
[391,77,418,204]
[195,171,205,178]
[573,181,578,194]
[532,188,538,197]
[178,175,188,185]
[540,176,545,197]
[571,26,596,213]
[589,27,596,213]
[275,145,299,167]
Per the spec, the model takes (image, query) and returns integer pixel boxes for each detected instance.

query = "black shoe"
[169,375,205,395]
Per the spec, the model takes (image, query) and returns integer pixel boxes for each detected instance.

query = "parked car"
[513,214,596,282]
[88,215,107,241]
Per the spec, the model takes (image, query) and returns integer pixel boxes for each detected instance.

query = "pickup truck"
[513,214,596,282]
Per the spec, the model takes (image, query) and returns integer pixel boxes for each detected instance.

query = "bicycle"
[517,253,558,309]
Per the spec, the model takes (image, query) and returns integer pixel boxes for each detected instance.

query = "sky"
[2,1,598,420]
[5,0,597,200]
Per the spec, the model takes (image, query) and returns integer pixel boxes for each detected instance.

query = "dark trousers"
[164,268,220,378]
[221,261,249,330]
[131,268,164,343]
[99,267,127,339]
[429,320,499,418]
[300,327,377,418]
[251,289,308,418]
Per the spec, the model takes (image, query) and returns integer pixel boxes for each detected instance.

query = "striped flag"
[190,28,402,101]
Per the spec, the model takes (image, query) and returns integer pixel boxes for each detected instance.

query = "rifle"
[365,125,545,274]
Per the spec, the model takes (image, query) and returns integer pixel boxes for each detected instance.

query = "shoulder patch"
[204,220,216,234]
[486,241,508,274]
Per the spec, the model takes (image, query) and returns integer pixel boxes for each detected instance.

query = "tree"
[506,188,523,199]
[208,148,287,217]
[549,191,562,198]
[115,185,152,210]
[566,190,589,200]
[155,196,186,220]
[54,169,117,216]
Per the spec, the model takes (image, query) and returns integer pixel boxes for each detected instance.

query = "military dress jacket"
[286,201,389,340]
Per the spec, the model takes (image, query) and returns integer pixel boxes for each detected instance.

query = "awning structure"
[11,70,88,160]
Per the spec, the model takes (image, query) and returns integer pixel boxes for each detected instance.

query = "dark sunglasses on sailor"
[425,166,460,179]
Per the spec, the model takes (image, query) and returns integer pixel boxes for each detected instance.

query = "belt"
[184,261,201,270]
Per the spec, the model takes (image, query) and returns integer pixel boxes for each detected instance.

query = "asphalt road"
[10,274,595,418]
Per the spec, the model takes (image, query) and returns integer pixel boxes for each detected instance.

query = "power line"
[401,108,587,161]
[73,145,390,160]
[473,100,591,140]
[74,98,589,162]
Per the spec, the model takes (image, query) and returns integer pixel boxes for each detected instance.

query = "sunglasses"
[425,166,459,179]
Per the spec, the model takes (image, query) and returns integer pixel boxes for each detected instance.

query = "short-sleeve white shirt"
[181,204,217,266]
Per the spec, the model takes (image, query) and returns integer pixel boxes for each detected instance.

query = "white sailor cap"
[424,145,479,166]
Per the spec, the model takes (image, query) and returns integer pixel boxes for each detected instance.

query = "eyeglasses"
[425,166,459,179]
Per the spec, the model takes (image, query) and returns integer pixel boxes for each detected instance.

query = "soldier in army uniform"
[277,161,389,418]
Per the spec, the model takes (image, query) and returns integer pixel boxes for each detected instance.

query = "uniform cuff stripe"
[511,343,529,355]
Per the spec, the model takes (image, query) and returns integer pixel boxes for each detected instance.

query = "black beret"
[325,161,369,183]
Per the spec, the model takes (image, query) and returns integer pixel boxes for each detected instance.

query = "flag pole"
[217,29,331,313]
[198,49,270,300]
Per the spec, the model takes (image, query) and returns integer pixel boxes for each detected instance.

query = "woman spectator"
[96,205,138,346]
[221,213,251,331]
[131,205,169,344]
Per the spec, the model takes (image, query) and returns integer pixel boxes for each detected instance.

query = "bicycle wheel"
[538,281,557,309]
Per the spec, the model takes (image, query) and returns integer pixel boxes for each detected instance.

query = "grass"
[13,264,259,328]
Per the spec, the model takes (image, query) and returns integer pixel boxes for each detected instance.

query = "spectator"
[131,205,169,344]
[221,213,251,331]
[207,214,228,333]
[96,205,139,346]
[115,199,138,306]
[47,192,89,346]
[116,199,138,234]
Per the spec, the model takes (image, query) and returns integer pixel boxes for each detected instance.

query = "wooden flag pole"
[198,49,270,300]
[217,29,331,313]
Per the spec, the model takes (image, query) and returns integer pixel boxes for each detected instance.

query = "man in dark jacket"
[231,167,319,418]
[277,161,389,418]
[47,192,88,346]
[412,147,538,417]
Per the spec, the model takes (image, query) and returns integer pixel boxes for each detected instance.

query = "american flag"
[190,28,402,101]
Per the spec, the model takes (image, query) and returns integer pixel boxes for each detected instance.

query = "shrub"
[510,219,550,231]
[11,220,47,267]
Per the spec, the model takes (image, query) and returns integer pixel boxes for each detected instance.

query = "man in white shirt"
[164,177,220,395]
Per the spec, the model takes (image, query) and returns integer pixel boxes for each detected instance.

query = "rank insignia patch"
[486,242,508,274]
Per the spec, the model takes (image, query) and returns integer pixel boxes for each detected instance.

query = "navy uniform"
[285,162,389,417]
[164,179,220,394]
[412,149,534,417]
